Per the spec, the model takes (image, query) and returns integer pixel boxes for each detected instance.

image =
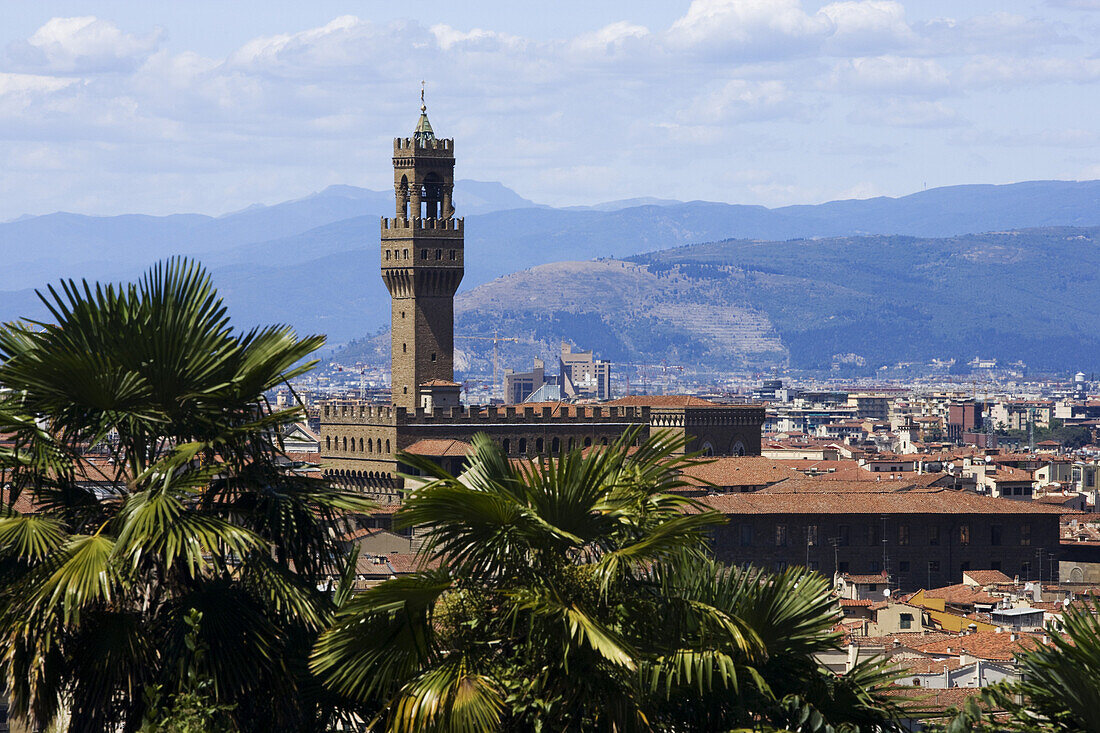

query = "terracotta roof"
[842,572,889,585]
[761,477,920,493]
[850,631,957,648]
[914,630,1047,661]
[988,466,1034,482]
[840,598,874,607]
[385,552,441,574]
[1,487,41,515]
[893,687,995,714]
[403,438,472,457]
[921,584,1002,606]
[698,487,1067,516]
[892,657,966,674]
[607,395,719,407]
[963,570,1014,586]
[680,457,801,488]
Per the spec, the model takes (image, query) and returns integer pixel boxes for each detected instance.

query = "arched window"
[359,438,364,452]
[376,438,382,453]
[502,438,511,455]
[385,440,391,453]
[536,438,544,453]
[342,437,347,451]
[583,437,592,447]
[518,438,527,454]
[731,440,746,457]
[325,436,331,450]
[551,437,560,453]
[600,437,608,445]
[349,438,355,452]
[701,442,715,457]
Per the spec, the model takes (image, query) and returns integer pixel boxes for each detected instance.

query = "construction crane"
[623,362,684,395]
[456,330,520,400]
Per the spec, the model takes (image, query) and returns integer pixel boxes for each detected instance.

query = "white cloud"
[6,17,162,73]
[831,55,950,94]
[819,1,918,55]
[852,98,962,127]
[665,0,828,59]
[0,72,78,95]
[680,79,810,124]
[0,4,1099,217]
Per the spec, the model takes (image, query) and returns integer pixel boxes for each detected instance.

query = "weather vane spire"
[420,80,426,113]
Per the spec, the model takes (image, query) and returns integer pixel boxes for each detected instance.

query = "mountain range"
[2,178,1100,370]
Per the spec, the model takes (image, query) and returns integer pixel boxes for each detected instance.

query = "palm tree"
[0,259,372,731]
[311,431,905,732]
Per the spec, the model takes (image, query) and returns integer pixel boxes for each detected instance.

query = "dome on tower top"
[414,111,435,146]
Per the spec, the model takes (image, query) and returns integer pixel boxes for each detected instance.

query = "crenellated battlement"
[398,404,651,425]
[321,401,766,429]
[381,216,464,234]
[394,137,453,155]
[322,401,655,426]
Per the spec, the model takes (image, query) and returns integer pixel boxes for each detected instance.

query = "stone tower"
[381,99,463,409]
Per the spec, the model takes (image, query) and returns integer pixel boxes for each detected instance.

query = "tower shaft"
[381,120,463,410]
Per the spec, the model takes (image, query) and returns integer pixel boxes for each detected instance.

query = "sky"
[2,0,1100,219]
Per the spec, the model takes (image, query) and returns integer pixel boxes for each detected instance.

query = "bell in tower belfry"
[380,88,464,410]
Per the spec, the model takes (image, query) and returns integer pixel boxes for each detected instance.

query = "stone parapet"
[394,137,454,154]
[381,217,463,235]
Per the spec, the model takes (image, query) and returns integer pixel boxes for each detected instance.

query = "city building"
[318,108,765,490]
[701,485,1063,591]
[560,343,612,401]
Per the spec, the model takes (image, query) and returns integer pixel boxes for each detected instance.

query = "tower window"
[385,440,390,453]
[421,249,428,259]
[385,250,391,260]
[536,438,544,452]
[449,250,456,260]
[431,352,436,362]
[402,343,407,353]
[403,387,408,394]
[403,249,408,259]
[502,439,511,454]
[519,438,527,454]
[435,249,442,260]
[401,311,406,319]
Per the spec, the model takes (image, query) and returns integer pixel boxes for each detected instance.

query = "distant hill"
[333,226,1100,373]
[3,178,1100,357]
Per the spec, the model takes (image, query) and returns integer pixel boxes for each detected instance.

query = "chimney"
[1010,633,1018,641]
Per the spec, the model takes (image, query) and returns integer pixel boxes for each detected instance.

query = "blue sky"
[2,0,1100,218]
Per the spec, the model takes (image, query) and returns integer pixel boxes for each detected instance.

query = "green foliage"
[0,259,372,731]
[312,431,905,732]
[139,609,236,733]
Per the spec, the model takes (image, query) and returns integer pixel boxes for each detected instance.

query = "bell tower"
[381,93,463,410]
